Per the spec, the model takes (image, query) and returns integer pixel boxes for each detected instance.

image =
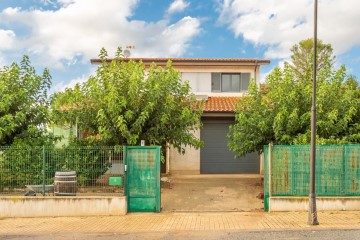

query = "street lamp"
[309,0,319,225]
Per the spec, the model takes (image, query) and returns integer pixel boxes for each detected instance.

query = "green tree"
[228,40,360,157]
[0,56,54,146]
[289,38,335,81]
[51,48,203,153]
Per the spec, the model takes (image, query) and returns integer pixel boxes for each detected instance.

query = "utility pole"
[308,0,319,226]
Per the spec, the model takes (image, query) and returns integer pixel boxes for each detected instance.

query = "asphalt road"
[2,229,360,240]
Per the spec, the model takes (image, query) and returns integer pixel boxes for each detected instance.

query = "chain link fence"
[0,146,124,196]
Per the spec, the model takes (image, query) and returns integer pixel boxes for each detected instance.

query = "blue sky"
[0,0,359,92]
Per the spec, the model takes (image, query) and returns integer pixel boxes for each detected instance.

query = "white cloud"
[132,17,201,57]
[217,0,360,59]
[0,29,16,50]
[167,0,190,15]
[53,73,90,93]
[0,0,201,69]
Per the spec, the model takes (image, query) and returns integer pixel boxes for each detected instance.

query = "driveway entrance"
[161,174,263,212]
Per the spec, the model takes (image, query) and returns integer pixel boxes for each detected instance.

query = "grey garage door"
[200,118,260,174]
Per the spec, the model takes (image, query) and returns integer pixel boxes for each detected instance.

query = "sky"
[0,0,359,93]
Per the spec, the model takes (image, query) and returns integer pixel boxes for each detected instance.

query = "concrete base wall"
[269,197,360,212]
[0,196,127,218]
[169,129,200,174]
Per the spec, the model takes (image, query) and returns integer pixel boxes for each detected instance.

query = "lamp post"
[308,0,319,225]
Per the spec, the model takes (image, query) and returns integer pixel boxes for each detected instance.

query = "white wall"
[169,129,200,174]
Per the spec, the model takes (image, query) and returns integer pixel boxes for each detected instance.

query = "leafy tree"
[289,38,335,81]
[51,48,203,153]
[228,40,360,157]
[0,56,54,146]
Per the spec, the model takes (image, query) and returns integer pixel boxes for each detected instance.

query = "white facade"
[169,63,264,174]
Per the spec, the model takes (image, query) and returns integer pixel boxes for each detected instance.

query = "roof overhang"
[90,58,270,67]
[202,112,235,117]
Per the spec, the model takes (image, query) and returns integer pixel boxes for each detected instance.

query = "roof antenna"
[124,45,135,58]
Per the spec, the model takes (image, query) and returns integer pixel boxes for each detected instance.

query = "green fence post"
[343,145,346,195]
[123,146,127,197]
[42,146,46,196]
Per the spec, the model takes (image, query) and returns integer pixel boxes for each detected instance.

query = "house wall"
[170,65,260,174]
[180,65,261,96]
[169,129,200,174]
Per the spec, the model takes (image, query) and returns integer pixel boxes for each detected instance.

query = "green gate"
[125,146,161,212]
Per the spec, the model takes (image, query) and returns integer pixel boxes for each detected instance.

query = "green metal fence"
[0,146,124,196]
[264,144,360,211]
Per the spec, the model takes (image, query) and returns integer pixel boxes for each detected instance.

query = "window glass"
[231,74,240,92]
[241,73,251,91]
[221,74,231,92]
[211,73,221,92]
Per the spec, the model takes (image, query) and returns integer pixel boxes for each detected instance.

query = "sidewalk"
[2,211,360,235]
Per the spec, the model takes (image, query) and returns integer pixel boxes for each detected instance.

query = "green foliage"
[0,146,116,190]
[290,38,335,81]
[0,55,54,146]
[48,146,112,187]
[229,40,360,157]
[51,48,203,153]
[0,147,45,189]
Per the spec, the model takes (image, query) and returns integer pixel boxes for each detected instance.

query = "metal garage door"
[200,118,260,174]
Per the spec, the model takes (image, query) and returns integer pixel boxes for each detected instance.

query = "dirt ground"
[161,174,264,212]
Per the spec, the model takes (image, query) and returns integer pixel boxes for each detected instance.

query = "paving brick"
[1,211,360,235]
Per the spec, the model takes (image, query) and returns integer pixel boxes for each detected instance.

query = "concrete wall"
[0,196,127,218]
[169,129,200,174]
[269,197,360,212]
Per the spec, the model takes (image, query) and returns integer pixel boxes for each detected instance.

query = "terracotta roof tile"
[59,97,242,113]
[202,97,241,112]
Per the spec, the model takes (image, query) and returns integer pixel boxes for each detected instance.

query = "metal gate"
[125,146,161,212]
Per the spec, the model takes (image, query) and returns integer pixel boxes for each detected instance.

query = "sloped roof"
[202,96,240,112]
[58,96,242,113]
[91,57,270,66]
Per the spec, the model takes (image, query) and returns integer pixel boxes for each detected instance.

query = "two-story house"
[91,57,270,175]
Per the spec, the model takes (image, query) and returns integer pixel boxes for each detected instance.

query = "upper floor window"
[211,73,251,92]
